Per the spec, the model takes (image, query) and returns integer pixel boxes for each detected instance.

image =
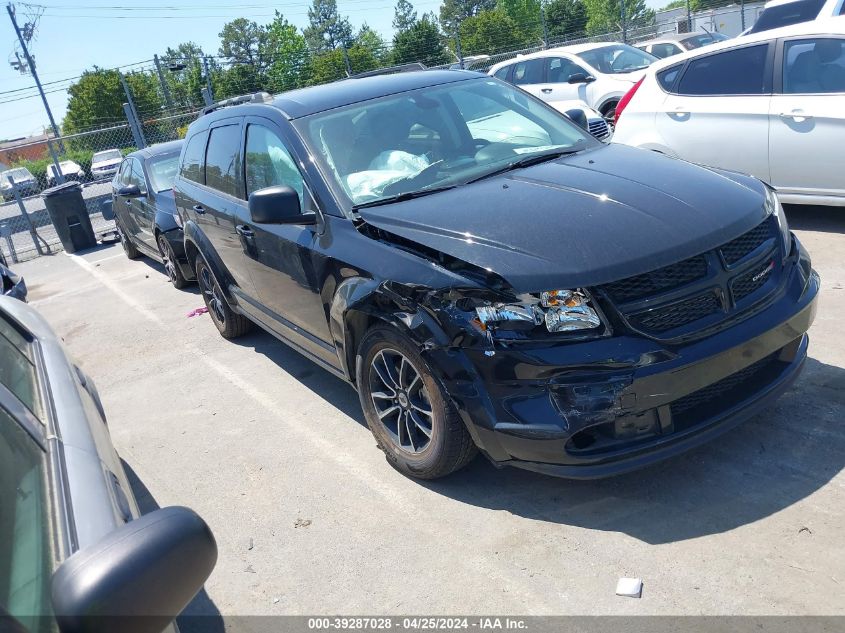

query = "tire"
[157,233,190,289]
[356,325,477,479]
[117,222,141,260]
[195,255,252,339]
[600,101,618,123]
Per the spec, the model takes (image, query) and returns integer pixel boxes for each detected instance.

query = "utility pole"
[6,3,65,154]
[119,71,146,148]
[153,54,174,109]
[202,57,214,104]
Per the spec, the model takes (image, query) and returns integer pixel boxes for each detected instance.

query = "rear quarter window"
[180,131,208,184]
[657,64,683,92]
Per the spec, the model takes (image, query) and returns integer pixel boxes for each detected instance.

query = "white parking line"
[86,252,124,264]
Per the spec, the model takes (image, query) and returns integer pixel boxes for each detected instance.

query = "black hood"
[359,144,769,293]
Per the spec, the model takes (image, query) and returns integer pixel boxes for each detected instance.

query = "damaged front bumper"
[427,239,819,479]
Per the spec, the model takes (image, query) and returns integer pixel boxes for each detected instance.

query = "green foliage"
[583,0,655,34]
[497,0,543,40]
[545,0,589,40]
[308,44,379,83]
[393,0,418,32]
[393,14,452,65]
[356,24,391,65]
[304,0,354,52]
[265,13,310,92]
[439,0,497,35]
[218,18,272,73]
[459,9,535,55]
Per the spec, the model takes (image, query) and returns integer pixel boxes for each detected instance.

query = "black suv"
[174,71,818,480]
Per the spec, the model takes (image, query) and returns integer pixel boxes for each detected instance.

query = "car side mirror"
[563,108,590,132]
[248,185,316,225]
[568,73,595,84]
[117,184,141,198]
[51,506,217,633]
[101,198,115,221]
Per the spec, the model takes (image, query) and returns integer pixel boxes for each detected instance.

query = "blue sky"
[0,0,664,141]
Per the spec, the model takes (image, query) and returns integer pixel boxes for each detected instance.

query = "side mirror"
[248,185,316,225]
[563,108,590,132]
[101,198,115,221]
[117,184,141,198]
[568,73,595,84]
[51,506,217,633]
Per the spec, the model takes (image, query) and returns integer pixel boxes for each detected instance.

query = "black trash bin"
[41,181,97,253]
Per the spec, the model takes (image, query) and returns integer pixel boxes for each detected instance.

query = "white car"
[749,0,844,34]
[90,148,124,179]
[636,31,731,59]
[487,42,659,120]
[613,18,845,206]
[46,160,85,187]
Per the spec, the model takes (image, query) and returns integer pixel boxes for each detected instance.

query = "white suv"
[749,0,844,33]
[613,19,845,206]
[487,42,658,120]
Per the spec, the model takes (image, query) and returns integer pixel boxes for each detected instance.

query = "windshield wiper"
[466,147,583,185]
[352,184,457,210]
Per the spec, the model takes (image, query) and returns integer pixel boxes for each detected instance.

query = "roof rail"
[348,63,427,79]
[202,91,273,115]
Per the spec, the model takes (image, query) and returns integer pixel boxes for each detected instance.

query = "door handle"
[671,106,688,115]
[779,110,812,122]
[235,225,254,238]
[541,88,553,94]
[192,204,206,215]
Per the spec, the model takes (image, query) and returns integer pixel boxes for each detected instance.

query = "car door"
[127,158,157,251]
[535,56,595,104]
[656,42,773,180]
[238,117,335,354]
[510,58,546,99]
[769,36,845,201]
[190,120,259,300]
[112,160,135,231]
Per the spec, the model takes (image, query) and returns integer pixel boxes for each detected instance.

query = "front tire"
[356,325,476,479]
[195,255,252,339]
[117,222,141,259]
[600,100,618,123]
[158,233,189,289]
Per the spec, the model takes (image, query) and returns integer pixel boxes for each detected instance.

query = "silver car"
[0,296,216,632]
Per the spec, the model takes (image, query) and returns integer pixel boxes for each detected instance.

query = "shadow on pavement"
[228,322,845,545]
[122,461,225,633]
[785,204,845,234]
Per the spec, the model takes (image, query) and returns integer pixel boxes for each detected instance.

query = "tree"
[309,44,379,84]
[218,18,271,74]
[161,42,208,107]
[393,14,452,65]
[544,0,588,40]
[393,0,418,32]
[459,9,534,55]
[497,0,543,40]
[304,0,354,52]
[583,0,654,35]
[439,0,497,35]
[355,23,390,65]
[265,13,310,92]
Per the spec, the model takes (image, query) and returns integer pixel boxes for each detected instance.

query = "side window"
[493,65,510,81]
[547,57,588,82]
[657,64,683,92]
[783,38,845,94]
[244,125,304,201]
[128,159,146,191]
[678,44,769,95]
[0,317,43,422]
[116,160,131,185]
[180,131,208,184]
[750,0,824,33]
[512,59,544,85]
[204,125,242,197]
[652,43,682,59]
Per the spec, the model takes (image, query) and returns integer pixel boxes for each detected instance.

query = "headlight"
[475,288,603,335]
[764,186,790,255]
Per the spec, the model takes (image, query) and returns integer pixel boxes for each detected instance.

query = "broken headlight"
[764,186,790,256]
[475,289,603,334]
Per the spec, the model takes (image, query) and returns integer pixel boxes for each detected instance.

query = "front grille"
[632,292,720,333]
[732,258,775,302]
[720,220,775,265]
[588,119,610,139]
[602,255,708,302]
[671,352,781,418]
[597,217,782,338]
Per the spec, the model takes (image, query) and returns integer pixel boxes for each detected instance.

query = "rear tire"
[158,233,189,289]
[117,222,141,260]
[195,255,252,339]
[356,325,477,479]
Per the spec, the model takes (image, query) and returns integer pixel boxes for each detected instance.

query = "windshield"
[296,78,593,208]
[683,33,730,49]
[0,169,31,184]
[576,44,658,74]
[92,149,122,163]
[147,153,180,192]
